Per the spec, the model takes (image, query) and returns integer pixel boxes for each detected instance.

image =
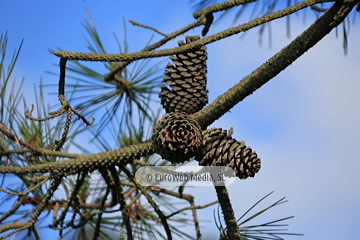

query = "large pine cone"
[152,112,203,164]
[195,128,261,179]
[159,35,208,114]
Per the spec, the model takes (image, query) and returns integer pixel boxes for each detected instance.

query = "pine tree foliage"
[0,1,359,240]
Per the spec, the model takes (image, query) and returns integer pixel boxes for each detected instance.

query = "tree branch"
[129,19,167,37]
[0,141,154,175]
[193,0,256,19]
[215,185,240,240]
[0,177,62,239]
[0,124,81,159]
[119,165,172,240]
[166,200,218,218]
[54,0,332,62]
[103,18,204,82]
[194,0,358,128]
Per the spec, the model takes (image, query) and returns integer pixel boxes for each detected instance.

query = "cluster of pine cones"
[152,35,261,180]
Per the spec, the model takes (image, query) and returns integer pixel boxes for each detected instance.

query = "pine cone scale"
[159,35,208,114]
[152,112,203,164]
[195,128,261,179]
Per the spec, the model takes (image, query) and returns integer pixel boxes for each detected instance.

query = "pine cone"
[195,128,261,179]
[159,35,208,114]
[152,112,203,164]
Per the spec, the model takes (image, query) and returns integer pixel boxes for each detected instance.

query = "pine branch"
[194,0,359,128]
[0,141,154,175]
[54,0,333,62]
[215,185,241,240]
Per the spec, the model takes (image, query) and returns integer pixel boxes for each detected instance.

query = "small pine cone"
[159,35,209,114]
[195,128,261,179]
[152,112,203,164]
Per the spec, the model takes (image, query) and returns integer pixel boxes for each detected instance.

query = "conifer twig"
[129,19,167,37]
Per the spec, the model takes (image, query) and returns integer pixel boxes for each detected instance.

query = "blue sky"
[1,1,360,239]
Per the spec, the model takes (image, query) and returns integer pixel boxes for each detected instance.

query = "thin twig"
[92,186,110,240]
[54,0,333,63]
[189,198,202,240]
[0,177,48,196]
[0,177,63,239]
[119,165,173,240]
[51,172,86,228]
[166,200,218,218]
[25,58,95,151]
[193,0,256,18]
[193,0,357,128]
[0,123,80,159]
[118,181,133,240]
[129,19,167,37]
[311,4,328,12]
[98,167,119,207]
[0,185,35,223]
[103,18,204,82]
